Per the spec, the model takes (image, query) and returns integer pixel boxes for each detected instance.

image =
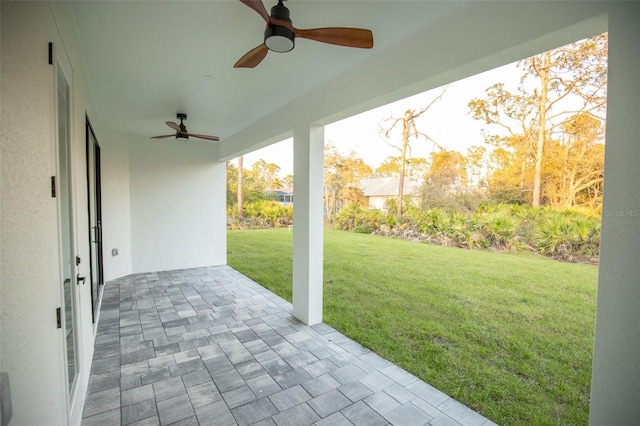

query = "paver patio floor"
[82,265,496,426]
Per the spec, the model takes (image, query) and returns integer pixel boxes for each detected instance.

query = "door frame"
[85,116,104,324]
[54,58,80,408]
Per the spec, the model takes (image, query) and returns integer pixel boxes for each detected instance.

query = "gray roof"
[264,186,294,196]
[360,177,420,197]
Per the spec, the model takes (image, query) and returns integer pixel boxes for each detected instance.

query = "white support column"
[589,4,640,425]
[292,124,324,325]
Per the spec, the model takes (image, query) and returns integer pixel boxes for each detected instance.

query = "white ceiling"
[70,1,468,145]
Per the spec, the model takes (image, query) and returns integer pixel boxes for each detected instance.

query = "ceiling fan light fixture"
[176,133,189,141]
[264,25,295,53]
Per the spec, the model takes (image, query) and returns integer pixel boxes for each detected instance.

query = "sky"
[237,60,523,177]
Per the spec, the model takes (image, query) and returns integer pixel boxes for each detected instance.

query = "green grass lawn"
[227,228,598,425]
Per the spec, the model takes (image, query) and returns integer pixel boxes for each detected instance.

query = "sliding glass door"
[86,118,104,323]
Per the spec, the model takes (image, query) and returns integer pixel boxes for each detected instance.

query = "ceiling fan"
[151,113,220,142]
[235,0,374,68]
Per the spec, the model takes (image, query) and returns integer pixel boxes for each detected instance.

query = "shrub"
[334,204,372,231]
[354,224,373,234]
[333,202,600,262]
[227,200,292,229]
[536,212,600,259]
[477,211,519,251]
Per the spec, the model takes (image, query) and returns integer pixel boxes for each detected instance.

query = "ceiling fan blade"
[188,133,220,142]
[234,44,269,68]
[239,0,269,23]
[165,121,180,131]
[151,134,176,139]
[294,27,374,49]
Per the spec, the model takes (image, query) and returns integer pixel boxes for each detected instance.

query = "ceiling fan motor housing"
[177,113,189,140]
[270,0,291,22]
[264,1,294,53]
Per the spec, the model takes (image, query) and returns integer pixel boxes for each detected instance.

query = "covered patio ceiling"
[70,0,467,148]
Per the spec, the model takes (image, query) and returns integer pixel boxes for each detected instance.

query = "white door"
[57,66,79,397]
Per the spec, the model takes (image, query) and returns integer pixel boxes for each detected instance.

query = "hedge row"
[334,203,600,263]
[227,200,293,229]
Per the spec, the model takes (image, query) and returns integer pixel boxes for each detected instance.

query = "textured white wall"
[100,129,133,282]
[1,3,67,424]
[129,137,226,274]
[368,197,387,211]
[589,4,640,424]
[0,1,98,424]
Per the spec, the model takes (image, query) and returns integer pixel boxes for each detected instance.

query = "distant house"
[264,186,294,206]
[360,177,421,210]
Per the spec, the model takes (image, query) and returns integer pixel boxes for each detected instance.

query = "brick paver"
[82,266,496,425]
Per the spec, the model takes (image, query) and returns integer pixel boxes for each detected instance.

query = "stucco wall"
[100,128,133,282]
[129,138,226,274]
[1,1,95,424]
[369,196,387,210]
[589,4,640,424]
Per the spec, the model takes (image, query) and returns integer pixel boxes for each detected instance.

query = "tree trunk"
[397,112,410,216]
[237,156,244,219]
[532,52,550,207]
[519,153,527,197]
[324,187,331,222]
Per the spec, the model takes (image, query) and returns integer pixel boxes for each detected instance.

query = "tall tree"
[375,156,402,177]
[324,144,372,220]
[237,156,244,218]
[544,113,604,207]
[375,156,429,180]
[252,159,282,189]
[227,157,286,209]
[484,146,532,204]
[381,86,447,215]
[427,150,468,190]
[466,145,487,187]
[420,150,470,210]
[469,33,607,206]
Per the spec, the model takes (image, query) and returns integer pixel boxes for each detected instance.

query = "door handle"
[77,274,86,285]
